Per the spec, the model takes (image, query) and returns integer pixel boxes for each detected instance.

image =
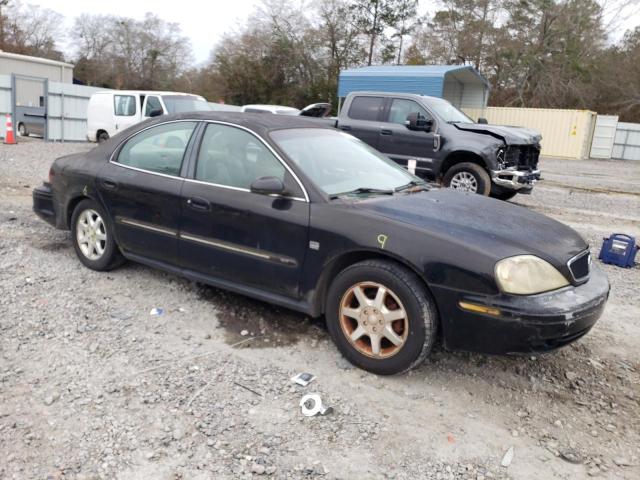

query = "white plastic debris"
[501,446,515,467]
[299,394,333,417]
[291,372,316,386]
[149,307,164,316]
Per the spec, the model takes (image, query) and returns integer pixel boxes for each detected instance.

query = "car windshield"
[270,128,423,197]
[427,97,474,124]
[162,95,211,114]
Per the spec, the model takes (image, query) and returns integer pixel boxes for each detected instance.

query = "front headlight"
[495,255,569,295]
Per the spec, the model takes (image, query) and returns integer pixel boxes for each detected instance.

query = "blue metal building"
[337,65,490,111]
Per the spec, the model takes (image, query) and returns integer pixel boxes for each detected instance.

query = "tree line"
[1,0,639,121]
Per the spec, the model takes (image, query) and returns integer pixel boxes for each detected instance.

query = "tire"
[70,199,124,271]
[490,185,518,201]
[18,123,27,137]
[325,260,438,375]
[443,162,491,196]
[97,131,109,143]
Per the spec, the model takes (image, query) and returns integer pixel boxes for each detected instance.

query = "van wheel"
[443,162,491,195]
[97,131,109,143]
[18,123,27,137]
[325,260,438,375]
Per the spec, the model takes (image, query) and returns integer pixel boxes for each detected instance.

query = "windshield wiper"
[394,180,427,192]
[329,187,395,199]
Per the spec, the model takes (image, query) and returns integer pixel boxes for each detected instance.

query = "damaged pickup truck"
[322,92,541,200]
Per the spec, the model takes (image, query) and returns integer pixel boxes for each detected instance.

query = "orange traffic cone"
[4,114,16,144]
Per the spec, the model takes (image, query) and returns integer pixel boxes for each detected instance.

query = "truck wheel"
[18,123,27,137]
[325,260,438,375]
[97,131,109,143]
[490,185,518,201]
[443,162,491,196]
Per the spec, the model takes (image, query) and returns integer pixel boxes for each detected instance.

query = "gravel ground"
[1,138,639,480]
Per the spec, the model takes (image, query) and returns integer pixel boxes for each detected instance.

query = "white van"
[86,91,210,143]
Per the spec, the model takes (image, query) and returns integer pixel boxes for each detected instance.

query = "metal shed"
[337,65,490,110]
[0,51,75,140]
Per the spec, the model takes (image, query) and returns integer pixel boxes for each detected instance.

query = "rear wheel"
[325,260,438,375]
[97,131,109,143]
[18,123,27,137]
[443,162,491,196]
[71,199,124,271]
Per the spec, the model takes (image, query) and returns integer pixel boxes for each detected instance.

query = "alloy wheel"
[449,171,478,192]
[76,209,107,260]
[339,282,409,359]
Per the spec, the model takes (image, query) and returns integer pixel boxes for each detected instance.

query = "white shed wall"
[0,56,72,83]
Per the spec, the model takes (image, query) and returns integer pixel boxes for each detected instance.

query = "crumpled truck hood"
[454,123,542,146]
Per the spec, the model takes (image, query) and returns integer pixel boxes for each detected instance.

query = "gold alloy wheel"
[339,282,409,359]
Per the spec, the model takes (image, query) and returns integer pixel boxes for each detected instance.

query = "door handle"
[186,197,211,211]
[380,128,393,135]
[339,125,352,131]
[101,178,118,190]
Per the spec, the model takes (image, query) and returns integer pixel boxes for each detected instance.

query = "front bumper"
[33,183,58,227]
[435,265,610,354]
[491,168,541,191]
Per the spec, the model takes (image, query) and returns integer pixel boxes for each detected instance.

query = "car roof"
[146,111,333,135]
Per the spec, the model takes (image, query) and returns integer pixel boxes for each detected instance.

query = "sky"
[37,0,263,65]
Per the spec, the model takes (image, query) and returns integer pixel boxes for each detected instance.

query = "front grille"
[568,251,590,282]
[503,146,540,169]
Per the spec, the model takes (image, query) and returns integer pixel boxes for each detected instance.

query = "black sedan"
[33,112,610,375]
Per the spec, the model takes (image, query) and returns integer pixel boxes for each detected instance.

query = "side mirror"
[477,117,488,124]
[405,112,433,131]
[149,108,164,118]
[250,176,286,195]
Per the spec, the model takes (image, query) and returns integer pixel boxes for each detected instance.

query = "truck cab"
[333,92,542,199]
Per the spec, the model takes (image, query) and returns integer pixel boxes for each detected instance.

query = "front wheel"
[443,162,491,196]
[97,131,109,143]
[18,123,27,137]
[71,199,124,271]
[325,260,438,375]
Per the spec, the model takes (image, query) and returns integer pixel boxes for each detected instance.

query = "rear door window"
[114,95,136,116]
[116,121,197,176]
[348,96,384,121]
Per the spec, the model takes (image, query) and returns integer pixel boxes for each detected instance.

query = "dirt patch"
[195,283,325,348]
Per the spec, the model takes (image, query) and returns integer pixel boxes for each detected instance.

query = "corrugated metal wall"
[613,122,640,161]
[463,106,596,159]
[0,74,12,138]
[338,74,444,98]
[0,55,72,83]
[590,115,619,159]
[47,82,111,141]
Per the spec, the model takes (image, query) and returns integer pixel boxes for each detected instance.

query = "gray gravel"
[1,140,639,479]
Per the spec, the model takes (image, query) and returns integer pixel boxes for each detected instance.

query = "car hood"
[353,189,587,267]
[453,123,541,146]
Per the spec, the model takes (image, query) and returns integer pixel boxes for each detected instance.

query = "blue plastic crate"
[598,234,639,268]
